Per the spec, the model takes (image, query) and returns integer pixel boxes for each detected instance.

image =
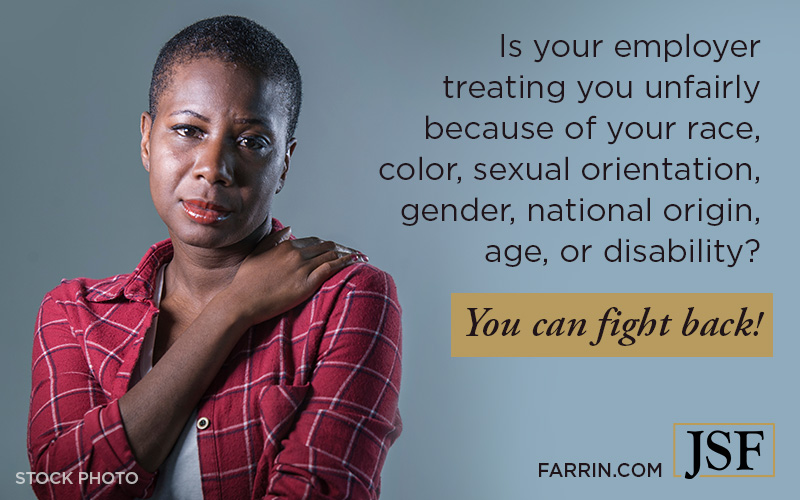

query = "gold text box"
[451,293,772,357]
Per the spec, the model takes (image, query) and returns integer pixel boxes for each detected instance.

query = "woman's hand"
[224,227,367,326]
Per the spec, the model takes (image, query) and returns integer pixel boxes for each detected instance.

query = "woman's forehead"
[158,58,289,126]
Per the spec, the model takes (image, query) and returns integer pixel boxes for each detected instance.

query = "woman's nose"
[192,138,234,186]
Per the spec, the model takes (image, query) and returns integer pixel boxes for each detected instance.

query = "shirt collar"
[85,239,174,303]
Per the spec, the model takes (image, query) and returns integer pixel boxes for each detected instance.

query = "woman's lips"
[181,199,232,224]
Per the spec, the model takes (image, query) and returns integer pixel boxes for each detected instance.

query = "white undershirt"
[133,265,204,499]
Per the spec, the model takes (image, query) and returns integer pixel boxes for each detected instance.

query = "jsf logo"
[673,423,775,479]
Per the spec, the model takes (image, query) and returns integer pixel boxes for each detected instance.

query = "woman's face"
[140,57,296,250]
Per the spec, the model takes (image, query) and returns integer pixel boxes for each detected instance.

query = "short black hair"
[149,15,302,141]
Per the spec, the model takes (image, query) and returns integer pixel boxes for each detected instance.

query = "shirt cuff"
[89,399,157,497]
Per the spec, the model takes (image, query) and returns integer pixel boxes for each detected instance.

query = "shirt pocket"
[256,384,311,448]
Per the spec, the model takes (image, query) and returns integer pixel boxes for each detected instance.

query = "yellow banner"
[451,293,772,357]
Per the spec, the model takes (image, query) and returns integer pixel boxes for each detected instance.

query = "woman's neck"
[164,222,271,308]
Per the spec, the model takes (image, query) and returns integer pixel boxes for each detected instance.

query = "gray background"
[1,0,796,498]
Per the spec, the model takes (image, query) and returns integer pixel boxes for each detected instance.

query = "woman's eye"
[172,125,202,138]
[238,136,268,150]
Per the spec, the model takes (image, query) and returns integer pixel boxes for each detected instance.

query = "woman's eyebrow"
[233,117,269,128]
[168,110,269,129]
[169,109,210,122]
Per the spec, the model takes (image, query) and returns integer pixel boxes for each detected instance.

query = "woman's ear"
[140,112,153,172]
[276,138,297,194]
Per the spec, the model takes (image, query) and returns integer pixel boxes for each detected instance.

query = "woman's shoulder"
[35,273,140,349]
[43,272,135,306]
[323,262,398,297]
[311,263,402,323]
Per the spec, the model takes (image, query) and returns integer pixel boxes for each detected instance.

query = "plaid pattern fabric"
[28,222,402,500]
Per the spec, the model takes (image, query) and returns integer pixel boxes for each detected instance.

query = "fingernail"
[359,253,369,262]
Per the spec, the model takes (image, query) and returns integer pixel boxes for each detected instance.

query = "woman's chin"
[167,218,272,252]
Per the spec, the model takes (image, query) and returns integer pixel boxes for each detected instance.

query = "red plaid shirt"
[28,222,402,500]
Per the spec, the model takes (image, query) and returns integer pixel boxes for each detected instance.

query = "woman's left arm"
[264,264,402,500]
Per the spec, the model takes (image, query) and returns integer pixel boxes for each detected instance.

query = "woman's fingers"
[288,236,323,249]
[290,237,368,261]
[299,242,368,286]
[333,243,368,261]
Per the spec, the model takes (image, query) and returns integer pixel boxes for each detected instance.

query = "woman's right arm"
[28,230,359,500]
[28,292,158,500]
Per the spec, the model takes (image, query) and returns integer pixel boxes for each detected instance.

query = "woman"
[27,16,401,500]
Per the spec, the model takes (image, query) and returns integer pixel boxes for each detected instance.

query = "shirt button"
[196,417,210,430]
